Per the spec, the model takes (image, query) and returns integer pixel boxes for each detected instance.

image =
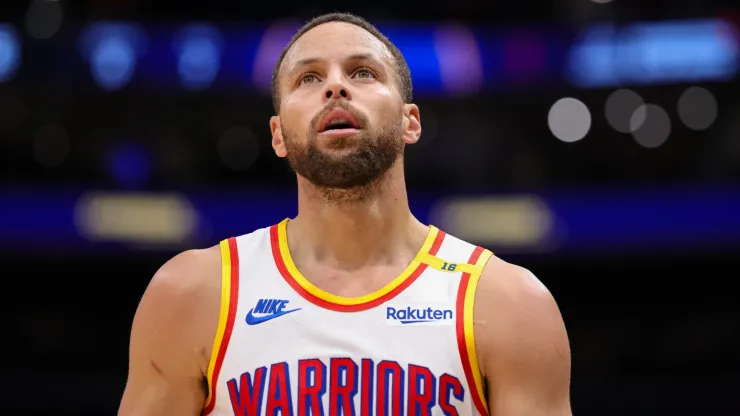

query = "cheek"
[371,87,395,107]
[280,105,309,134]
[373,104,402,128]
[368,87,401,121]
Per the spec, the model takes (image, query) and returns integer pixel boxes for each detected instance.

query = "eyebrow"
[289,53,384,75]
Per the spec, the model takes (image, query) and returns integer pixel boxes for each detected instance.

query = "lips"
[318,108,361,133]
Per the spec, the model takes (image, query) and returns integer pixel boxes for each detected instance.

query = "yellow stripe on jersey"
[464,249,494,414]
[204,239,233,409]
[416,251,483,275]
[277,219,440,306]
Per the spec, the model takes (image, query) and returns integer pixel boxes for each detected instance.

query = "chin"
[319,145,363,158]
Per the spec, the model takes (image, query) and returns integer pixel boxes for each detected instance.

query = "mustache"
[309,102,368,133]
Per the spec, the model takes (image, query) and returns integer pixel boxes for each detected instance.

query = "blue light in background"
[79,22,148,90]
[0,24,21,83]
[434,25,484,94]
[21,18,733,93]
[566,24,620,87]
[251,21,300,92]
[108,141,151,189]
[2,185,740,254]
[623,19,740,83]
[567,19,740,88]
[91,36,136,90]
[173,23,223,91]
[380,25,442,93]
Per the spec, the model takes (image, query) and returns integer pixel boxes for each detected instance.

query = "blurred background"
[2,0,739,414]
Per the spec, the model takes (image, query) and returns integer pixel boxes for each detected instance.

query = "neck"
[288,163,427,269]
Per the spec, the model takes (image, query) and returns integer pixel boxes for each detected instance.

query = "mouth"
[318,108,361,133]
[318,127,361,139]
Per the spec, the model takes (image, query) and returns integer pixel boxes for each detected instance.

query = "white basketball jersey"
[202,219,493,416]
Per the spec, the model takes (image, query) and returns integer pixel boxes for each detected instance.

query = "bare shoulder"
[144,246,223,311]
[475,256,559,324]
[119,245,223,415]
[472,255,571,414]
[136,245,223,368]
[473,255,570,368]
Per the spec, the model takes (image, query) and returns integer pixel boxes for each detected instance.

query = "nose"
[322,71,352,102]
[324,86,350,100]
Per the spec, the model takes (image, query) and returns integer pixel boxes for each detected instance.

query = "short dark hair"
[270,12,413,114]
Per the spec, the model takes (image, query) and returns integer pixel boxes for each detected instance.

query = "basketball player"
[119,13,571,416]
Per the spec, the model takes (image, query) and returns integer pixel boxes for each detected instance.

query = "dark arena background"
[2,0,739,414]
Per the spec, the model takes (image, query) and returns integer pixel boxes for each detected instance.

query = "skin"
[118,21,571,415]
[118,247,221,415]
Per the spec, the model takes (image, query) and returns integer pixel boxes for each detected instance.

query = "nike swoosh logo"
[245,308,301,325]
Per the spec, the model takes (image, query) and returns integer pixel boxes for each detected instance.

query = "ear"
[270,115,287,158]
[401,103,421,145]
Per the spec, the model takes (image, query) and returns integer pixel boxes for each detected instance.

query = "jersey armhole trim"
[456,246,494,416]
[203,238,240,415]
[416,251,483,275]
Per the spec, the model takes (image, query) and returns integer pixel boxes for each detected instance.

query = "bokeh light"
[173,24,223,91]
[548,97,592,143]
[108,141,151,188]
[631,104,672,148]
[25,0,64,40]
[218,126,260,171]
[0,25,21,83]
[605,89,645,133]
[678,86,718,131]
[79,23,147,91]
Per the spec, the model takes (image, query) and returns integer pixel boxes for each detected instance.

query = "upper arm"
[474,259,572,416]
[119,248,221,416]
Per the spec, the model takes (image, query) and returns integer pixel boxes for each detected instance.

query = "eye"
[298,73,320,85]
[353,67,376,79]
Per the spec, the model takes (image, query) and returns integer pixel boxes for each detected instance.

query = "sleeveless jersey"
[202,219,493,416]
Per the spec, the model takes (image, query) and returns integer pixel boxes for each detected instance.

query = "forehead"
[281,22,394,74]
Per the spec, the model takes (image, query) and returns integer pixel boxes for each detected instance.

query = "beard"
[282,105,404,200]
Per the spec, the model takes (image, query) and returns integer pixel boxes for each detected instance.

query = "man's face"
[270,22,419,189]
